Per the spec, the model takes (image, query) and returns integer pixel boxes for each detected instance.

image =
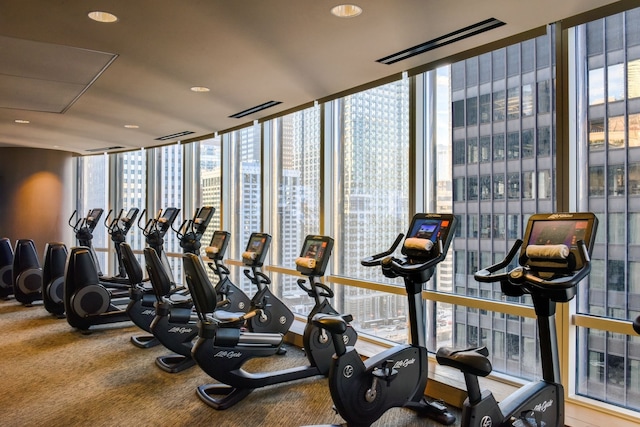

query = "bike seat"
[312,313,347,334]
[436,346,492,377]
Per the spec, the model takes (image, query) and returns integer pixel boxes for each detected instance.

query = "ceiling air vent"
[155,131,195,141]
[229,101,282,119]
[376,17,506,65]
[85,146,124,152]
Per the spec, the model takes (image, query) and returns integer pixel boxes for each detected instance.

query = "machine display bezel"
[402,213,457,259]
[520,212,598,269]
[297,235,334,276]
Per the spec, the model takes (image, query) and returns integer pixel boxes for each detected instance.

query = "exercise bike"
[313,213,458,427]
[183,234,357,409]
[634,316,640,335]
[128,207,213,352]
[436,212,598,427]
[241,232,294,335]
[204,230,252,313]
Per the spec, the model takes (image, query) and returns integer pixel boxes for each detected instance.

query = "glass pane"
[115,150,146,251]
[575,7,640,410]
[229,125,262,262]
[76,154,109,271]
[334,80,410,332]
[198,136,222,255]
[154,144,184,282]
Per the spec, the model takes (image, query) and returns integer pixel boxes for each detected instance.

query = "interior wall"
[0,148,74,259]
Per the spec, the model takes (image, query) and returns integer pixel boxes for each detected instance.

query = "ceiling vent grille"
[229,101,282,119]
[376,18,506,65]
[155,131,195,141]
[85,146,124,152]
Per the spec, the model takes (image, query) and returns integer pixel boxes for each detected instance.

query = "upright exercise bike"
[436,212,598,427]
[204,231,252,313]
[241,232,294,335]
[313,213,458,427]
[183,234,357,409]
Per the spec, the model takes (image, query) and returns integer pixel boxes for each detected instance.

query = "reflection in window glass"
[589,166,605,196]
[493,134,505,160]
[468,137,478,163]
[507,87,520,120]
[537,80,551,113]
[589,67,605,105]
[628,59,640,99]
[507,132,520,159]
[608,116,626,148]
[493,90,505,121]
[629,113,640,147]
[608,63,625,102]
[608,164,626,196]
[589,118,605,150]
[479,136,491,162]
[522,84,534,116]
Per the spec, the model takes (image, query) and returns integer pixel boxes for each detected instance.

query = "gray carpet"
[0,298,458,427]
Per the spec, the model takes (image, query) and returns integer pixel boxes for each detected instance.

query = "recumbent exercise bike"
[183,234,357,409]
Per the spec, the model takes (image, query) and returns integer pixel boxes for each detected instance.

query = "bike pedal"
[429,400,448,412]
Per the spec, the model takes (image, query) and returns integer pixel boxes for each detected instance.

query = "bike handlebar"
[386,239,446,274]
[361,233,404,267]
[475,240,591,290]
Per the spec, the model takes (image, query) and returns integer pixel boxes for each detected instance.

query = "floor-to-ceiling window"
[433,26,556,379]
[573,6,640,411]
[331,78,411,342]
[75,154,109,274]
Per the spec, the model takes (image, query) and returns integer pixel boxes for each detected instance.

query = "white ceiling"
[0,0,621,154]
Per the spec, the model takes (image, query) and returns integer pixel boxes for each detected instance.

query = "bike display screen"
[402,214,457,259]
[521,212,598,269]
[210,232,228,252]
[297,235,334,276]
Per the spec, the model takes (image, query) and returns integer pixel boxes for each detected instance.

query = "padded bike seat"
[436,346,492,377]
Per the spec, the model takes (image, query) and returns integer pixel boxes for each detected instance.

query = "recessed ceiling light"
[190,86,210,92]
[14,119,30,124]
[331,4,362,18]
[124,124,139,129]
[88,11,119,23]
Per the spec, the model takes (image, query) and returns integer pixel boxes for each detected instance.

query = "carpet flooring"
[0,297,458,427]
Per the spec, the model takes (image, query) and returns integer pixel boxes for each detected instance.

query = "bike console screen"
[158,207,180,233]
[521,213,598,270]
[295,235,334,276]
[206,231,230,260]
[242,233,271,266]
[402,213,457,260]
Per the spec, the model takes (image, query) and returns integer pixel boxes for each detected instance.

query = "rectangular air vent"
[155,131,195,141]
[85,146,124,152]
[229,101,282,119]
[376,18,505,65]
